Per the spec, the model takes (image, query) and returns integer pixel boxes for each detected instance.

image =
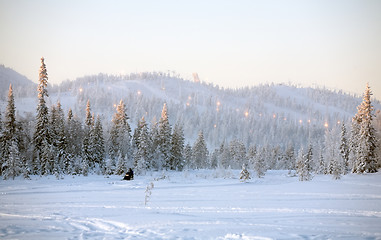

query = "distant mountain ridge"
[0,65,36,100]
[1,68,380,149]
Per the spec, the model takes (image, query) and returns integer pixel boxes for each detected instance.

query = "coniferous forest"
[0,58,380,180]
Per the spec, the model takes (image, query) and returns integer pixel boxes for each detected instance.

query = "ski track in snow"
[1,170,381,240]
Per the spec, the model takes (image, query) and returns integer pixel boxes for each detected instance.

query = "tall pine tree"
[339,123,350,174]
[192,131,208,169]
[33,57,51,175]
[93,115,105,173]
[82,100,93,176]
[110,100,132,174]
[157,103,172,169]
[352,83,378,173]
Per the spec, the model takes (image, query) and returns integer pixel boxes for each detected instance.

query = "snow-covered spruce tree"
[82,100,93,176]
[16,116,33,179]
[50,102,69,176]
[316,152,326,175]
[183,143,193,169]
[374,110,381,168]
[149,120,161,170]
[352,83,378,173]
[330,154,342,180]
[115,152,127,176]
[3,139,21,180]
[93,115,105,173]
[285,142,295,172]
[157,103,172,170]
[49,105,60,177]
[134,116,151,174]
[0,110,4,176]
[56,102,69,172]
[110,100,132,175]
[170,122,185,170]
[105,154,115,176]
[247,144,256,169]
[192,131,208,169]
[253,147,266,178]
[296,146,312,181]
[239,163,251,182]
[218,142,230,169]
[349,112,361,172]
[2,85,21,179]
[268,146,281,170]
[305,144,313,180]
[296,148,304,180]
[229,139,247,169]
[2,85,16,164]
[209,149,219,169]
[33,57,52,175]
[324,127,341,177]
[132,121,141,155]
[339,122,350,174]
[66,109,83,166]
[5,87,17,135]
[66,109,74,157]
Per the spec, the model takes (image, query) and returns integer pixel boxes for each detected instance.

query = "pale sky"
[1,0,381,100]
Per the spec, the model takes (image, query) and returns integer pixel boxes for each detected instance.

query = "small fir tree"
[239,163,251,182]
[229,139,247,169]
[218,142,230,169]
[192,131,208,169]
[316,153,326,175]
[296,147,312,181]
[285,142,295,172]
[3,139,21,180]
[115,152,126,175]
[183,143,193,169]
[2,85,21,179]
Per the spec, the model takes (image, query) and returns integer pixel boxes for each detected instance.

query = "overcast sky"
[1,0,381,100]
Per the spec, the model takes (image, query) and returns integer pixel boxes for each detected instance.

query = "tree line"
[0,58,379,180]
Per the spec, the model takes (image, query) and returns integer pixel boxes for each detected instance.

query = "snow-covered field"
[1,170,381,240]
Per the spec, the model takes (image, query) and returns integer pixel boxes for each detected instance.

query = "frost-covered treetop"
[38,57,49,99]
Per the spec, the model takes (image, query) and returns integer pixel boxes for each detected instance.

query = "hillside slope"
[0,65,36,100]
[1,70,380,149]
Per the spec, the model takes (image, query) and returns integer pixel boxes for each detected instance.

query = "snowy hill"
[47,72,380,148]
[2,70,380,149]
[0,65,36,100]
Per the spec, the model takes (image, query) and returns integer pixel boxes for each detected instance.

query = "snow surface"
[1,170,381,239]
